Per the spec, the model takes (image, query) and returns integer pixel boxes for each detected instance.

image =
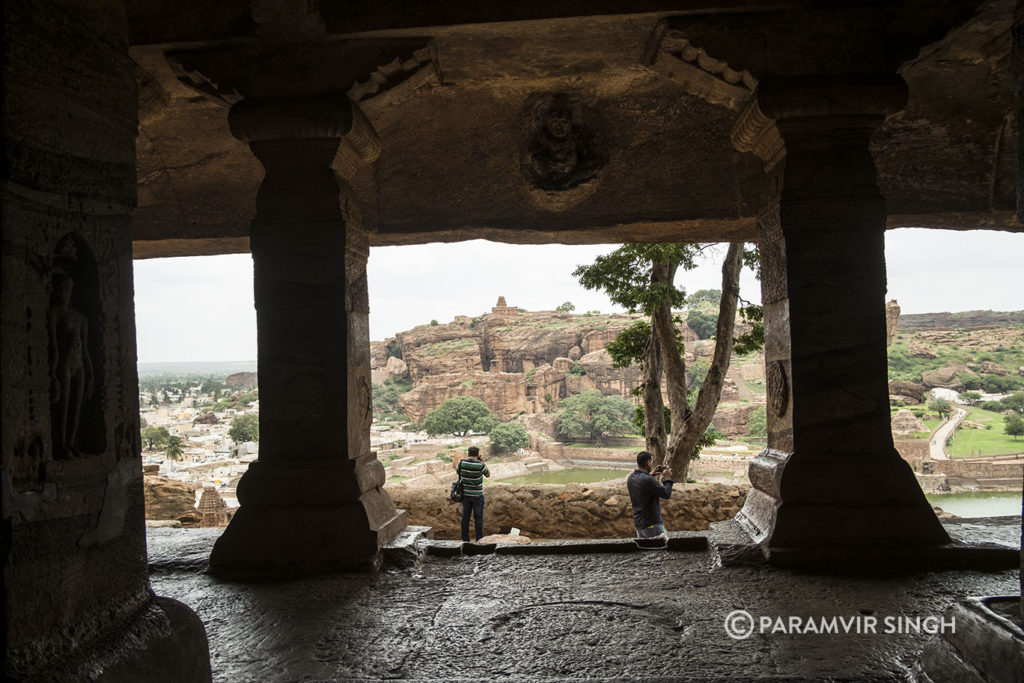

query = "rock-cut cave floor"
[148,518,1021,682]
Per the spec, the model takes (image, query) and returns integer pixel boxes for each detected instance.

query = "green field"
[948,407,1024,458]
[501,468,626,485]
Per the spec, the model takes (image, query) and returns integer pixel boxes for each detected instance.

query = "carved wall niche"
[518,92,606,210]
[48,233,106,459]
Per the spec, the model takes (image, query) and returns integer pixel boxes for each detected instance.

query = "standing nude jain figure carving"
[49,268,93,457]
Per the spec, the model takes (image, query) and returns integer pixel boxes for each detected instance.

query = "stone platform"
[147,517,1021,682]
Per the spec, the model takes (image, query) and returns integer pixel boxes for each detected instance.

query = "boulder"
[891,409,927,435]
[980,361,1008,376]
[385,355,410,381]
[908,342,938,359]
[144,475,198,523]
[192,411,218,424]
[889,380,926,404]
[920,365,967,390]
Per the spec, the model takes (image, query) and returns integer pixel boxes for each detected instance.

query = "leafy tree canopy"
[687,310,718,340]
[555,390,634,443]
[928,397,953,418]
[1005,413,1024,440]
[229,413,260,442]
[573,244,699,314]
[165,436,184,460]
[687,289,722,307]
[556,301,575,312]
[423,396,498,437]
[489,422,530,453]
[142,425,170,451]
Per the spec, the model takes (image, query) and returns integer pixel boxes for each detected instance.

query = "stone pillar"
[2,1,210,679]
[208,94,406,578]
[735,77,950,567]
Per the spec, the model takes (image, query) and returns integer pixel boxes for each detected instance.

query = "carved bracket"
[731,97,785,172]
[643,20,757,111]
[165,37,439,107]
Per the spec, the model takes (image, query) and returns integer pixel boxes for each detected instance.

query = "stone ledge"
[712,516,1022,573]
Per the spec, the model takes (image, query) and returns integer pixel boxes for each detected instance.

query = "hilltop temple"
[2,1,1023,680]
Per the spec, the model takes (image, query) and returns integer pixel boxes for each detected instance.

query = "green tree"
[960,392,982,406]
[747,406,767,438]
[1005,413,1024,440]
[687,289,721,307]
[574,243,757,479]
[423,396,498,437]
[1001,392,1024,414]
[430,319,439,326]
[229,413,260,442]
[142,425,170,451]
[928,397,953,419]
[555,390,633,443]
[556,301,576,312]
[164,435,184,460]
[686,310,718,339]
[489,422,530,453]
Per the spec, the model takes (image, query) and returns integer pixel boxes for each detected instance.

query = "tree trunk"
[647,258,679,466]
[664,243,744,480]
[642,324,667,465]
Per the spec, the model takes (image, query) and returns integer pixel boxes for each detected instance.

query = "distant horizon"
[135,306,1024,365]
[133,230,1024,363]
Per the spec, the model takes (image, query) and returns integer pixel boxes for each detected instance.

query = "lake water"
[926,491,1023,518]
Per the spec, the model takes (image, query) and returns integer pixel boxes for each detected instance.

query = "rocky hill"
[897,310,1024,331]
[371,297,766,435]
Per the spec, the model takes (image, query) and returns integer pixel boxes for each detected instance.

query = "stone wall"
[386,482,747,540]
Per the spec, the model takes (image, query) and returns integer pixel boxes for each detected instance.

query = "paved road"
[930,407,967,460]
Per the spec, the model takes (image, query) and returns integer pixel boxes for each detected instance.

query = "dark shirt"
[626,469,674,529]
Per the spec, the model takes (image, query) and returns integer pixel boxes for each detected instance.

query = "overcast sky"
[132,228,1024,363]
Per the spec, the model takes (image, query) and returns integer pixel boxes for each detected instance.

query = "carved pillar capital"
[228,94,380,178]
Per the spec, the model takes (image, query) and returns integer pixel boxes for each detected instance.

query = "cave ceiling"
[127,0,1020,258]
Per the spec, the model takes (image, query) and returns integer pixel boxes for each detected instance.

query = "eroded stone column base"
[21,597,211,683]
[915,597,1024,683]
[208,456,407,578]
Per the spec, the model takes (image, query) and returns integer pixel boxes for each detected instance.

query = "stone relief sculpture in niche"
[48,234,105,458]
[519,92,606,208]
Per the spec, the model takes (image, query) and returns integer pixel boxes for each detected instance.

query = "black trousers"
[461,495,484,541]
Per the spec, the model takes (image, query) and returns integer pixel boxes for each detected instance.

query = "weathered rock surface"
[898,311,1024,330]
[711,403,759,437]
[224,372,257,389]
[889,380,926,404]
[144,475,199,526]
[885,299,901,346]
[385,356,409,381]
[920,364,971,390]
[909,341,938,359]
[980,361,1008,376]
[891,409,928,435]
[386,482,747,540]
[193,411,218,424]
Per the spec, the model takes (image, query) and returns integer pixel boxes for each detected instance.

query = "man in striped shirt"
[456,446,490,542]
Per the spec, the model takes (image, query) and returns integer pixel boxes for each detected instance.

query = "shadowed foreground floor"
[148,519,1021,682]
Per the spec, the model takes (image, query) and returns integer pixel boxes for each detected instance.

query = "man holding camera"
[626,451,674,539]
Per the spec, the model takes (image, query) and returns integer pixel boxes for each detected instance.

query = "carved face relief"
[519,93,606,204]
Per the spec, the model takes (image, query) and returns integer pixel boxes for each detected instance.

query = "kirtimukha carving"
[520,93,605,192]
